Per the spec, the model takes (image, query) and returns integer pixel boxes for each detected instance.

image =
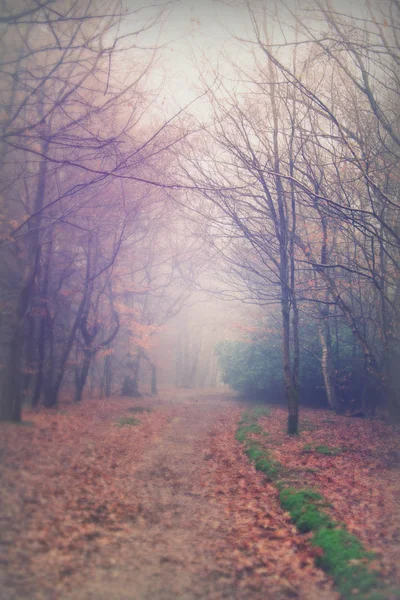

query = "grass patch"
[236,408,384,599]
[116,416,140,427]
[127,406,151,414]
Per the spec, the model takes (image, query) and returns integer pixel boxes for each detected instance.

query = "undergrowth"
[236,408,384,599]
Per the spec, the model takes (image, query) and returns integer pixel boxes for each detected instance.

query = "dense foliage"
[216,333,282,398]
[216,317,368,411]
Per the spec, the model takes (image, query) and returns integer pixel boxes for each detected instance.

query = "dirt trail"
[60,392,335,600]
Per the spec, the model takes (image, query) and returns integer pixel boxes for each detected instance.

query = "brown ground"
[0,390,337,600]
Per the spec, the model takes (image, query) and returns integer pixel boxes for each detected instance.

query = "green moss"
[127,406,151,413]
[238,411,256,424]
[280,487,323,505]
[312,528,379,598]
[116,416,140,427]
[303,444,343,455]
[237,411,280,480]
[315,445,343,456]
[254,455,280,479]
[235,422,262,442]
[296,506,334,532]
[279,488,334,533]
[244,442,264,461]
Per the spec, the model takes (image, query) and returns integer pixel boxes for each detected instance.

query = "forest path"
[62,391,335,600]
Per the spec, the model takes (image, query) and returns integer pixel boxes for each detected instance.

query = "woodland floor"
[0,390,398,600]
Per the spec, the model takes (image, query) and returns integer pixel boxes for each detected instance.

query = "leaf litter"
[254,406,400,594]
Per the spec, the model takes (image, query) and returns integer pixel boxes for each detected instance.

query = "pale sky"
[122,0,370,118]
[123,0,253,113]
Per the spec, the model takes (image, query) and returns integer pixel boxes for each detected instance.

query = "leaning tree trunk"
[316,210,339,412]
[318,306,339,412]
[300,240,382,418]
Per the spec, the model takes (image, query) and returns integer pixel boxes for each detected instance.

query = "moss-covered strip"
[236,408,383,599]
[279,488,334,533]
[312,528,378,599]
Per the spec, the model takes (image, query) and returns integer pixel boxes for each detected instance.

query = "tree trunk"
[75,352,92,402]
[269,63,299,436]
[32,317,46,407]
[379,240,400,421]
[104,352,112,397]
[150,362,157,395]
[122,352,141,397]
[0,268,36,421]
[282,297,298,434]
[31,236,52,407]
[3,139,51,414]
[44,270,89,408]
[43,316,55,408]
[5,329,23,421]
[90,357,96,399]
[23,314,36,393]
